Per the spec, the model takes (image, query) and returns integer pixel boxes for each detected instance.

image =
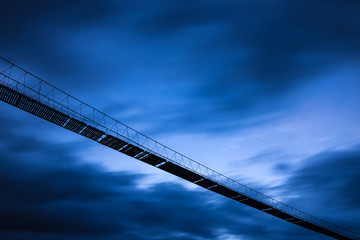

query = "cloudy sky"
[1,1,360,239]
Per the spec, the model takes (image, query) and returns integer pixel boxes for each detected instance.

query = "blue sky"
[0,1,360,239]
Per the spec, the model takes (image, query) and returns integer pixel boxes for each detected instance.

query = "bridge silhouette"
[0,57,358,240]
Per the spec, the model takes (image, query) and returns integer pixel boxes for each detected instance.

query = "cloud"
[131,0,360,133]
[1,0,359,135]
[281,145,360,232]
[0,113,329,240]
[0,0,126,81]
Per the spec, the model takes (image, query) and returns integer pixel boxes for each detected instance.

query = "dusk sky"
[1,1,360,239]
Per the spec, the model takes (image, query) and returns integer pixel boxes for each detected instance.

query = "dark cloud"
[1,0,359,134]
[130,0,360,133]
[0,0,129,84]
[282,146,360,232]
[0,113,331,240]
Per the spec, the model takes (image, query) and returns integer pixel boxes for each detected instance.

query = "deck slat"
[158,162,203,182]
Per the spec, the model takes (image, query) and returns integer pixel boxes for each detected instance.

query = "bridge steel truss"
[0,57,358,240]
